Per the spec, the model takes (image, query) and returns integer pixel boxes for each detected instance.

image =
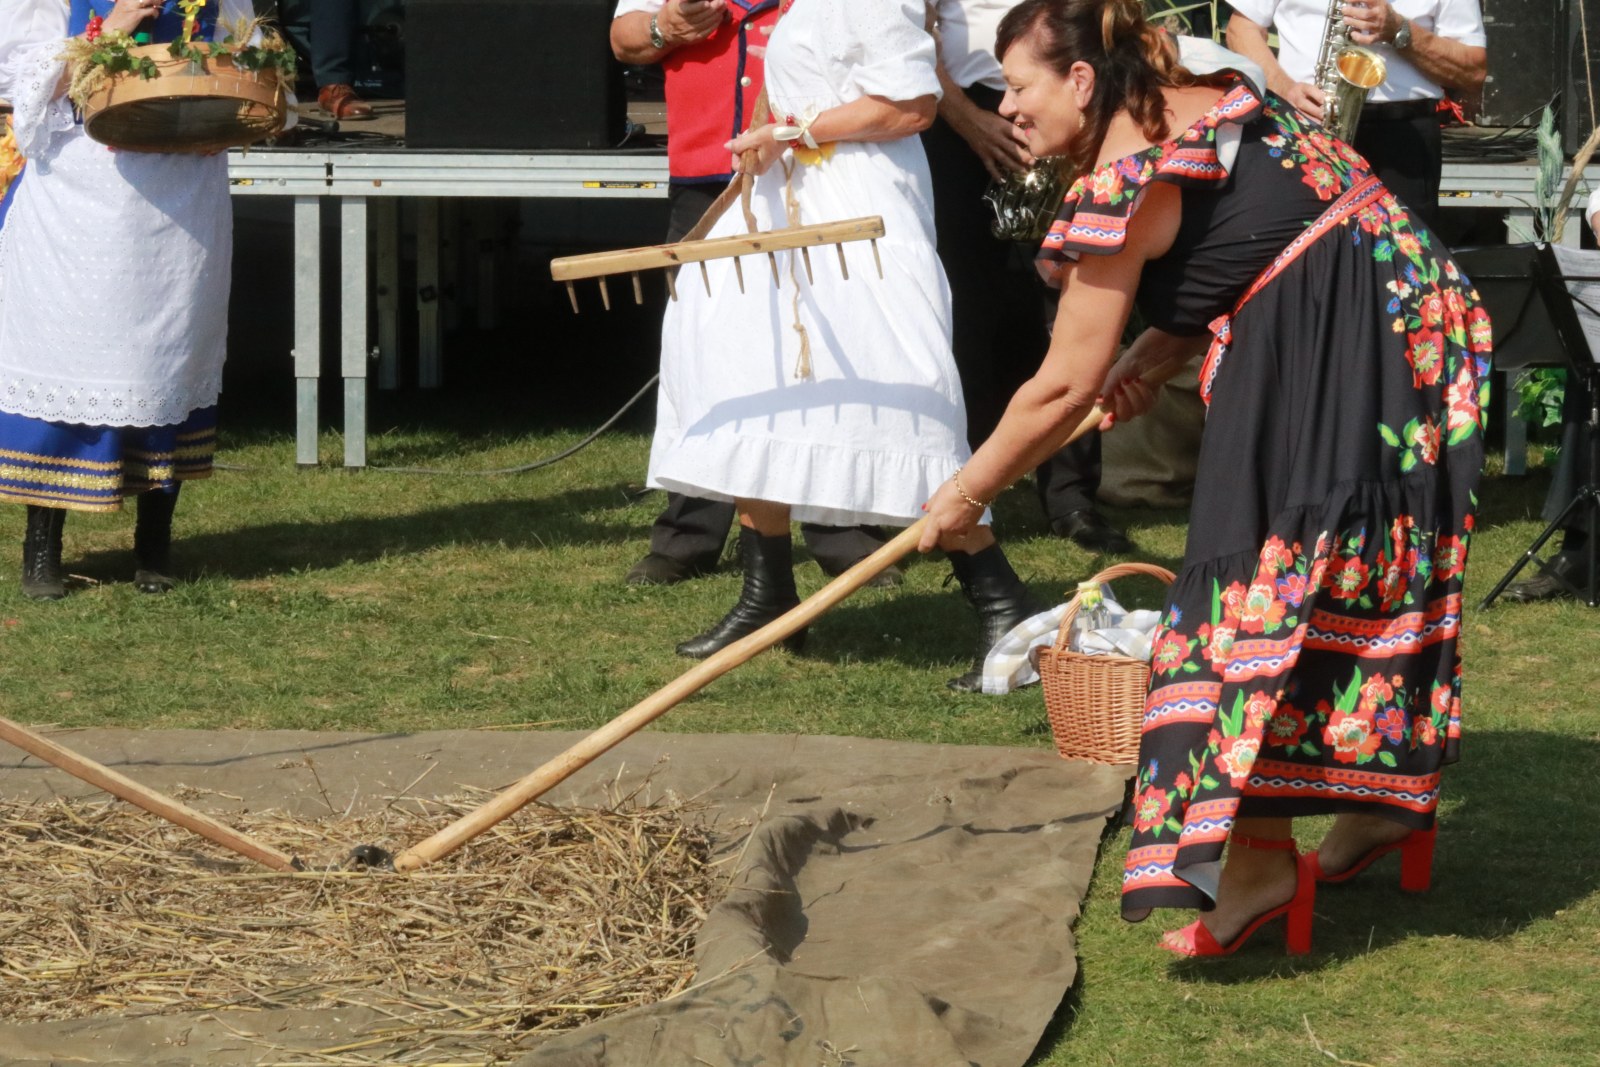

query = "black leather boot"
[946,543,1045,692]
[133,487,179,594]
[21,505,67,601]
[676,526,806,659]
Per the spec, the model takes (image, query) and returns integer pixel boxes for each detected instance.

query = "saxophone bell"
[1310,0,1388,143]
[1325,46,1387,142]
[983,157,1070,242]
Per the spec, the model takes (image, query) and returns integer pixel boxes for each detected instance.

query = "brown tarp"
[0,729,1127,1067]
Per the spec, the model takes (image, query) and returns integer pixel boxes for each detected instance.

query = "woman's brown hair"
[996,0,1194,179]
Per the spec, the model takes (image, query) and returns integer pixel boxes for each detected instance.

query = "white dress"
[646,0,971,528]
[0,0,252,428]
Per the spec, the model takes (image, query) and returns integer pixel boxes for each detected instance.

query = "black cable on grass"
[211,374,660,476]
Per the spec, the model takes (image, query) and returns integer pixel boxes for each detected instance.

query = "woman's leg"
[738,499,791,537]
[676,500,805,658]
[1169,817,1303,948]
[1309,811,1415,876]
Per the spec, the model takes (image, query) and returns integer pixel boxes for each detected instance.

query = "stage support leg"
[1503,373,1527,476]
[375,198,401,391]
[441,200,461,333]
[341,196,370,469]
[294,195,322,468]
[477,201,498,332]
[418,197,442,389]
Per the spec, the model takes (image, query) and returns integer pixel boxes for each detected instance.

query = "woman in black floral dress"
[918,0,1490,956]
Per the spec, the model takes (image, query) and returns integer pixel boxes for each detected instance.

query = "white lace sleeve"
[839,0,940,103]
[0,0,74,159]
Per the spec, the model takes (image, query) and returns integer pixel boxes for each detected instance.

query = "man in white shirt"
[1227,0,1487,229]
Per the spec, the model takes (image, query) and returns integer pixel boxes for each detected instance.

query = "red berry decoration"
[85,14,104,41]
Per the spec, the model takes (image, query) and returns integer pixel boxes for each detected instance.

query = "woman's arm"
[917,181,1183,550]
[729,94,938,174]
[1097,327,1211,427]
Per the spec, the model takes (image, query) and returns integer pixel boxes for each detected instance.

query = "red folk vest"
[662,0,780,183]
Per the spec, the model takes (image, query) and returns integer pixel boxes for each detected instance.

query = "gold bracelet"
[952,470,990,511]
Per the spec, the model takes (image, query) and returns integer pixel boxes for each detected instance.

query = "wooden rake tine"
[391,354,1193,873]
[0,715,304,871]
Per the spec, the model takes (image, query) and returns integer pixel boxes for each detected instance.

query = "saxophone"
[983,157,1069,242]
[1310,0,1388,142]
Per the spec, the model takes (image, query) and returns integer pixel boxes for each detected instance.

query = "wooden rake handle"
[0,716,302,871]
[392,356,1196,872]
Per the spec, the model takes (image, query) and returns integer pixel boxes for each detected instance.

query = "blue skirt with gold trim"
[0,407,218,512]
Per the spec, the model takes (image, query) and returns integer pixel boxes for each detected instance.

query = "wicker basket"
[1037,561,1175,766]
[80,45,287,155]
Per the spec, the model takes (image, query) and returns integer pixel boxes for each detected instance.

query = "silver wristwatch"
[649,13,667,49]
[1392,17,1413,50]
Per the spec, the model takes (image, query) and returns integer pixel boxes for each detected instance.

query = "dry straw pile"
[0,789,724,1063]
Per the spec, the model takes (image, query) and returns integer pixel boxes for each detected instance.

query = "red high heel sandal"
[1308,825,1436,892]
[1161,835,1316,958]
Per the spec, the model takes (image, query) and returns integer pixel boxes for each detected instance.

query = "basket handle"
[1052,561,1177,653]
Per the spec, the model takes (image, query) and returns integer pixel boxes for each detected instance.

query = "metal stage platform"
[225,145,1600,468]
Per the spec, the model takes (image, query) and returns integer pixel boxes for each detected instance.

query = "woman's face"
[999,36,1094,159]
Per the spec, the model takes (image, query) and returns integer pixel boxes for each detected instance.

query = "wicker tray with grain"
[1037,561,1175,767]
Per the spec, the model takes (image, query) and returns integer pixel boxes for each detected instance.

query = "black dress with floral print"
[1038,77,1492,919]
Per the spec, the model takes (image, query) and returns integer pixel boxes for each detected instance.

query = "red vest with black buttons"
[662,0,780,183]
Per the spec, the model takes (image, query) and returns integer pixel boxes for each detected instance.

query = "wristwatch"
[649,13,667,50]
[1392,17,1413,50]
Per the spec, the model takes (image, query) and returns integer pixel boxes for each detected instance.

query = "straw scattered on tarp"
[0,788,723,1063]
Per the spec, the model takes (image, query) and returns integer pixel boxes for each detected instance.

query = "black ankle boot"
[133,487,179,594]
[676,526,806,659]
[21,505,67,601]
[946,543,1045,692]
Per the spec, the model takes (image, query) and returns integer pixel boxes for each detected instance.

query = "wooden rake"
[551,104,885,313]
[390,354,1193,872]
[0,715,304,871]
[550,215,886,312]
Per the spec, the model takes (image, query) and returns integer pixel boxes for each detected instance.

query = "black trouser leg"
[799,522,890,577]
[310,0,360,87]
[1034,434,1103,522]
[1353,112,1443,233]
[922,90,1050,450]
[646,492,735,573]
[134,485,180,593]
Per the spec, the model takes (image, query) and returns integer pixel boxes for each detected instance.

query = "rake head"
[549,216,886,312]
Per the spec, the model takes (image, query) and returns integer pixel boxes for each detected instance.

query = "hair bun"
[1100,0,1144,52]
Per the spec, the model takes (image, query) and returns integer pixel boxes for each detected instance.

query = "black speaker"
[405,0,625,150]
[1478,0,1559,127]
[1565,0,1600,154]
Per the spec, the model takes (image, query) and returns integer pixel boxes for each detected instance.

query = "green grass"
[2,421,1595,1067]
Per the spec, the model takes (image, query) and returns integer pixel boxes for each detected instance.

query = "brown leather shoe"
[317,84,373,121]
